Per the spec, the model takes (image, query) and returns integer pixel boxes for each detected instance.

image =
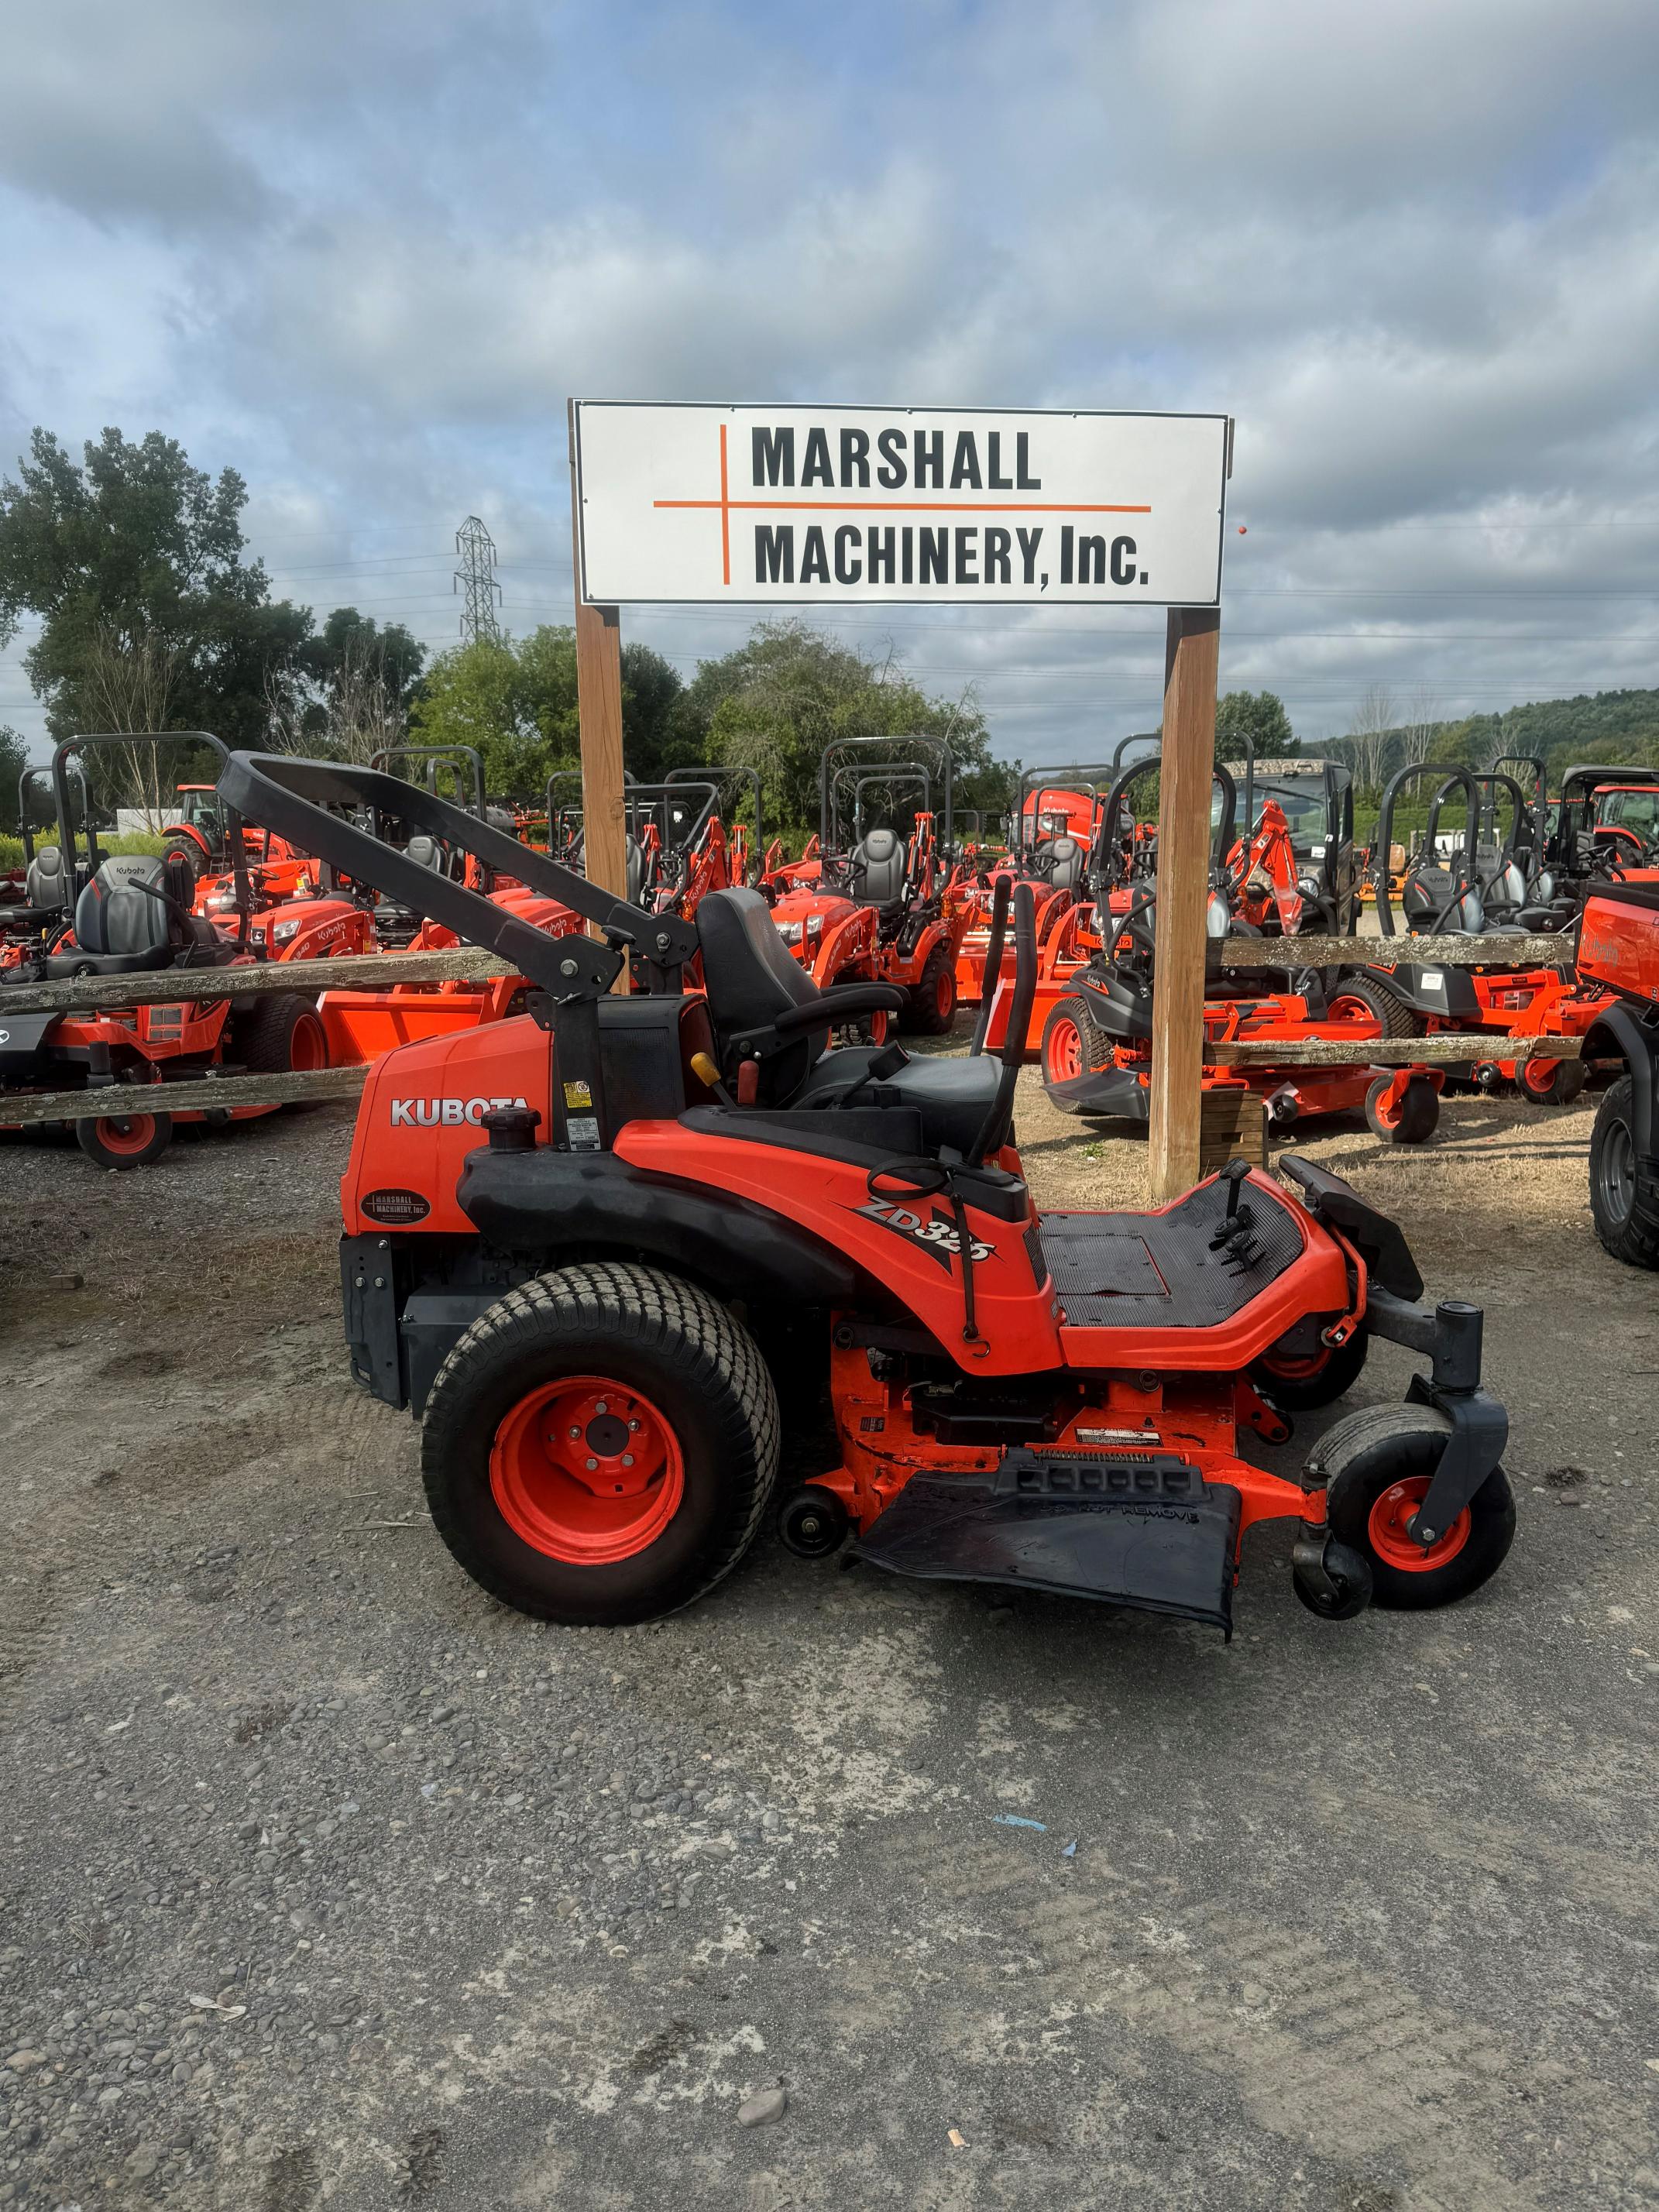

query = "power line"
[452,516,503,644]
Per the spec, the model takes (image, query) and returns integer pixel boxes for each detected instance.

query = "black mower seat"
[25,845,67,911]
[625,836,647,905]
[43,858,177,978]
[1040,1175,1306,1328]
[695,886,998,1151]
[793,1047,998,1154]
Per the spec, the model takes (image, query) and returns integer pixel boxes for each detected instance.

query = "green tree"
[674,620,1008,838]
[0,429,314,794]
[409,629,688,801]
[1214,689,1297,761]
[0,724,26,833]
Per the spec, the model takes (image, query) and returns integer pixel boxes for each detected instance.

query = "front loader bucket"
[853,1451,1241,1636]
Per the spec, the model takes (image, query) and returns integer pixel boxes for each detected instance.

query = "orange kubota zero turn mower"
[220,750,1518,1635]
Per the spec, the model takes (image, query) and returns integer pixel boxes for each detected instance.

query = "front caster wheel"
[76,1105,173,1170]
[1365,1073,1438,1145]
[1313,1403,1515,1610]
[777,1484,850,1558]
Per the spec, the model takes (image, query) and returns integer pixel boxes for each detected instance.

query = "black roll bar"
[1372,762,1479,939]
[819,734,953,852]
[217,753,699,993]
[53,733,252,928]
[370,744,487,817]
[19,762,91,868]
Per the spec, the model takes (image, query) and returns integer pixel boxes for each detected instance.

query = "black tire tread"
[422,1261,780,1620]
[235,991,328,1074]
[902,941,957,1035]
[1589,1075,1659,1269]
[1336,974,1419,1039]
[1310,1401,1515,1610]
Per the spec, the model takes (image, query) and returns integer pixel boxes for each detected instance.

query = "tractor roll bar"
[665,764,764,860]
[53,733,253,926]
[819,735,953,853]
[19,762,91,868]
[217,753,698,993]
[370,744,486,816]
[1372,762,1479,939]
[1017,762,1120,860]
[967,874,1012,1060]
[1426,770,1526,894]
[830,765,930,848]
[1090,755,1235,888]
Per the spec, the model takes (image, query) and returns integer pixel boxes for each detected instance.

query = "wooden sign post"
[1147,605,1221,1203]
[567,399,630,927]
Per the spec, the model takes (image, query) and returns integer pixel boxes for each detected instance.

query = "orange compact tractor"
[0,735,334,1167]
[220,747,1518,1637]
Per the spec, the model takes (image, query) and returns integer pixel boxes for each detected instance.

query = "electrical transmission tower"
[453,515,503,643]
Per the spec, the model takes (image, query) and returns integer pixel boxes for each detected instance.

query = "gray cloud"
[2,0,1657,760]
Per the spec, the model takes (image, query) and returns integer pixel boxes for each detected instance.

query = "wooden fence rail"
[1213,930,1572,970]
[0,1065,369,1127]
[0,945,508,1018]
[1209,1034,1582,1068]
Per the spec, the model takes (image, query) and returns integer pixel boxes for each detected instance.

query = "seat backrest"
[74,858,171,958]
[625,834,647,905]
[696,888,827,1097]
[1488,860,1525,912]
[1402,865,1450,922]
[848,827,908,905]
[404,834,443,871]
[1451,888,1486,933]
[25,844,66,908]
[1046,833,1085,892]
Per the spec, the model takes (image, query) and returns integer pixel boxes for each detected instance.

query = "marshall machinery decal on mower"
[853,1196,994,1267]
[389,1094,530,1127]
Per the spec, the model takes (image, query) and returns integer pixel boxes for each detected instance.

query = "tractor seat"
[1038,834,1087,892]
[404,834,445,871]
[847,827,909,909]
[25,844,68,912]
[42,857,178,978]
[625,835,647,905]
[694,887,997,1152]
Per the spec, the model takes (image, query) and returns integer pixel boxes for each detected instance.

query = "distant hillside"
[1334,685,1659,792]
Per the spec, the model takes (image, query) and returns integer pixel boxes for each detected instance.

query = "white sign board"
[571,402,1229,608]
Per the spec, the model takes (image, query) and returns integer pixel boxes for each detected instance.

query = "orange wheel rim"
[1372,1083,1405,1130]
[490,1376,685,1565]
[1328,994,1381,1032]
[290,1012,328,1071]
[1046,1016,1083,1082]
[935,967,953,1018]
[92,1114,157,1156]
[1366,1475,1470,1572]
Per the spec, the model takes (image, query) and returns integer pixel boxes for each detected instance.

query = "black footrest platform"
[854,1449,1242,1635]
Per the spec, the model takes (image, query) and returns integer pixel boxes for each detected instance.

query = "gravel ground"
[1,1059,1657,2212]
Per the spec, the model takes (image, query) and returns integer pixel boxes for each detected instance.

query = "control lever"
[1209,1158,1263,1273]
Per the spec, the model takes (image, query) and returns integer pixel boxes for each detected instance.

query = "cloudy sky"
[3,0,1657,768]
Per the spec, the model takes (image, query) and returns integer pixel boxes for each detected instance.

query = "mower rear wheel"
[235,991,330,1077]
[75,1106,173,1170]
[1315,1403,1515,1610]
[1330,976,1417,1038]
[1251,1328,1368,1410]
[421,1262,780,1624]
[1589,1075,1659,1269]
[902,943,958,1035]
[1517,1055,1587,1107]
[1365,1073,1438,1144]
[1041,996,1106,1091]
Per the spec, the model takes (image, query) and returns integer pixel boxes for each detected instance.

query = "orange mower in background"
[1356,763,1609,1106]
[1010,761,1445,1146]
[0,733,335,1168]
